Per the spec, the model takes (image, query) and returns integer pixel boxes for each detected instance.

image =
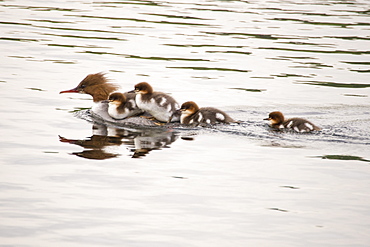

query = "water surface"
[1,0,370,246]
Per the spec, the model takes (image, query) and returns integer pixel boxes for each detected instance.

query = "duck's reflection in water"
[59,124,179,159]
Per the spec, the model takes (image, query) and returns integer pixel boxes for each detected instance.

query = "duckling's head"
[180,101,200,116]
[264,111,285,125]
[134,82,153,94]
[108,92,127,105]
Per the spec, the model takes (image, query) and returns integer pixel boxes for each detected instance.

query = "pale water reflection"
[1,0,370,246]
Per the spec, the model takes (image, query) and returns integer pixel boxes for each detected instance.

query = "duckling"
[179,101,236,126]
[105,92,143,120]
[264,111,321,132]
[133,82,179,122]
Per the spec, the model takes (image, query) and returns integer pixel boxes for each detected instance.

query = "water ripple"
[93,1,168,7]
[167,66,251,73]
[67,14,216,26]
[2,4,80,12]
[259,46,370,55]
[298,81,370,88]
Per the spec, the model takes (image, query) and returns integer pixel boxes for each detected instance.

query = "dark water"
[1,0,370,246]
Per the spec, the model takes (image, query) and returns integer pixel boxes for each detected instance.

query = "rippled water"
[1,0,370,246]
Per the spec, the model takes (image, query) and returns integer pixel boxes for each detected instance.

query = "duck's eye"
[80,85,86,89]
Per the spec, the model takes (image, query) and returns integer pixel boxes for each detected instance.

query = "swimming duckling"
[264,111,321,132]
[179,101,236,126]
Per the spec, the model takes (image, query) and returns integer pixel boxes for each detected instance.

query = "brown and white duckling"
[264,111,321,132]
[105,92,143,120]
[60,72,119,102]
[133,82,180,122]
[179,101,236,126]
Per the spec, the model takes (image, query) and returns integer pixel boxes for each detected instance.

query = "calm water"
[1,0,370,246]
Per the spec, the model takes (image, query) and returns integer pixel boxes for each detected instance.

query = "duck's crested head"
[180,101,200,114]
[108,92,127,104]
[134,82,153,94]
[78,72,108,89]
[60,72,119,102]
[60,73,108,94]
[264,111,285,125]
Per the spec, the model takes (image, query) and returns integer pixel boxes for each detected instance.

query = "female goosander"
[179,101,236,126]
[264,111,321,132]
[60,73,154,126]
[133,82,180,122]
[105,92,142,120]
[60,72,119,102]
